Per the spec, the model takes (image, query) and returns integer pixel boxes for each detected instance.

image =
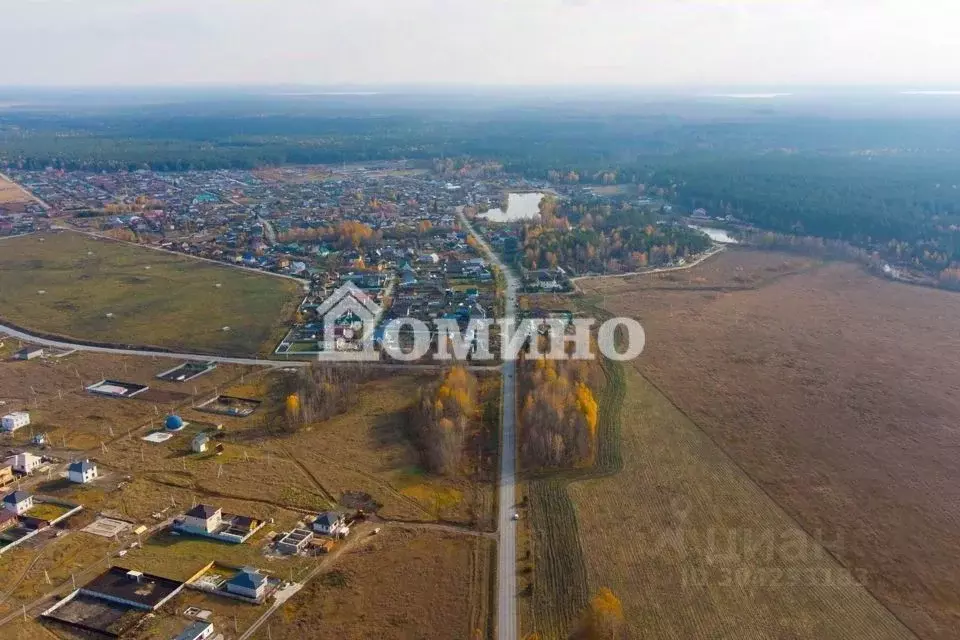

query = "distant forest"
[3,93,960,270]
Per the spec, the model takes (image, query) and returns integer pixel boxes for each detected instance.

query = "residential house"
[225,567,267,601]
[400,267,418,287]
[6,452,42,475]
[182,504,222,534]
[174,621,214,640]
[1,411,30,433]
[0,509,17,534]
[312,511,349,538]
[174,503,262,543]
[67,460,98,484]
[2,491,33,515]
[0,465,13,487]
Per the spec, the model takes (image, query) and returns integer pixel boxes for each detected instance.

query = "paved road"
[459,212,518,640]
[0,322,504,374]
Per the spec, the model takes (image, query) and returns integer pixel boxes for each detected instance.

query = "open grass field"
[253,166,336,183]
[564,248,960,639]
[0,231,302,356]
[0,530,117,604]
[80,368,496,528]
[269,527,494,640]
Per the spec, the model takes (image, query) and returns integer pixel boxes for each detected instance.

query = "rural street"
[0,322,503,372]
[237,523,378,640]
[569,244,726,292]
[237,582,302,640]
[459,212,518,640]
[0,321,306,367]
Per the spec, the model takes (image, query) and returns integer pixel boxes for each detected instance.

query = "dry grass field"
[564,363,914,639]
[273,372,499,528]
[0,174,37,211]
[0,531,117,604]
[253,166,335,183]
[517,346,911,639]
[0,350,255,450]
[0,352,497,639]
[566,248,960,640]
[40,367,494,524]
[269,527,493,640]
[0,231,301,356]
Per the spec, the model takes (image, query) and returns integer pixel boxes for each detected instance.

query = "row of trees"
[519,359,600,470]
[412,366,479,476]
[277,220,377,248]
[277,364,366,432]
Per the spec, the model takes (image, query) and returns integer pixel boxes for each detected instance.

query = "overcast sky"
[0,0,956,87]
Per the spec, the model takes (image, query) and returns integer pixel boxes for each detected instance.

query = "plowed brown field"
[571,248,960,640]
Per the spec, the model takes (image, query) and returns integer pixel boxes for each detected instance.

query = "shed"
[191,433,210,453]
[14,347,43,361]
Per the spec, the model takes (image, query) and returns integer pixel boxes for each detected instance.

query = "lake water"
[690,226,739,244]
[479,193,545,222]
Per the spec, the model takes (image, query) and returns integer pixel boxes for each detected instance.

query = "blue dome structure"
[165,415,185,431]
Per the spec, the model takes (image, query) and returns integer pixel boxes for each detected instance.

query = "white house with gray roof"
[68,460,98,484]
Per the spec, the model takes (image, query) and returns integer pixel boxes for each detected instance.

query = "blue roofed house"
[67,459,98,484]
[312,511,350,538]
[225,567,267,602]
[2,490,33,515]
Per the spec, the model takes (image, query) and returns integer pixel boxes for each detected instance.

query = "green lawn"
[25,502,71,521]
[0,231,302,356]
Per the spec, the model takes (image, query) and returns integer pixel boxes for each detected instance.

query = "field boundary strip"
[525,354,627,638]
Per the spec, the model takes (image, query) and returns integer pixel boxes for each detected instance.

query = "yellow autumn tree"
[285,393,300,416]
[415,366,478,475]
[520,358,602,469]
[571,588,625,640]
[575,383,598,436]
